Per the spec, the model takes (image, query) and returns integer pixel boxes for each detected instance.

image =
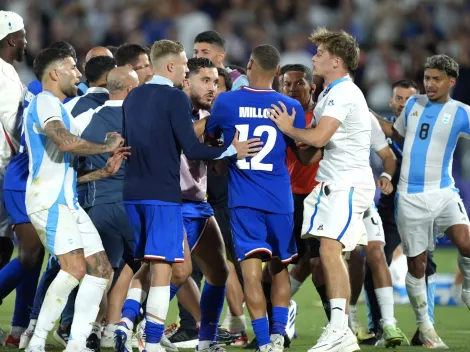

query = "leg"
[308,239,330,321]
[288,252,310,297]
[107,263,134,325]
[348,247,365,306]
[269,259,290,338]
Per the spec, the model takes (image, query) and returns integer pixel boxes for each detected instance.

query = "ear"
[183,78,190,90]
[388,97,393,108]
[311,83,316,94]
[275,65,280,76]
[219,51,227,64]
[449,77,457,88]
[247,59,253,71]
[49,68,59,83]
[7,35,16,47]
[167,62,174,73]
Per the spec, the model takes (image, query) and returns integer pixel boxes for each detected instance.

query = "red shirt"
[286,110,320,195]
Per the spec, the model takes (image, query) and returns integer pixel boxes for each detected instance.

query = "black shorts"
[292,193,321,261]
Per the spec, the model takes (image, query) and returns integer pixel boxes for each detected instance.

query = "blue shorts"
[4,190,30,225]
[124,201,184,262]
[231,207,297,263]
[182,201,214,252]
[88,202,135,269]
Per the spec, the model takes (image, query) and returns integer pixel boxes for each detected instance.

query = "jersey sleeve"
[461,105,470,138]
[35,94,64,129]
[74,108,95,137]
[393,112,406,137]
[370,112,389,151]
[231,75,249,91]
[320,87,354,123]
[286,100,306,147]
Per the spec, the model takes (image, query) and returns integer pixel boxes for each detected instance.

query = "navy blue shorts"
[231,207,297,263]
[87,202,135,269]
[4,190,30,225]
[182,201,214,252]
[124,202,184,262]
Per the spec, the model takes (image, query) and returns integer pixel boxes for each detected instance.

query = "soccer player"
[23,45,123,352]
[389,55,470,347]
[78,46,114,95]
[118,39,261,352]
[193,31,248,90]
[206,44,305,352]
[115,43,153,85]
[269,28,374,351]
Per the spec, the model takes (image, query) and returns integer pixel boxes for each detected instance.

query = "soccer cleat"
[307,324,361,352]
[100,326,116,348]
[418,327,449,349]
[216,327,235,345]
[4,334,20,348]
[270,334,284,352]
[381,325,408,348]
[25,345,46,352]
[349,317,374,342]
[411,328,422,346]
[114,322,133,352]
[168,328,198,349]
[285,300,297,340]
[164,324,179,339]
[231,332,249,347]
[244,337,258,350]
[19,326,35,349]
[196,343,227,352]
[53,326,70,348]
[86,332,101,352]
[256,343,274,352]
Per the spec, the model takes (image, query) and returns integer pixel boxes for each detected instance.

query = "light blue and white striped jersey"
[394,94,470,194]
[24,91,80,214]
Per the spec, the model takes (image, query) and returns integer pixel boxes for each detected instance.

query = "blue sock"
[145,319,164,344]
[199,282,225,343]
[252,317,271,347]
[122,298,142,323]
[12,262,41,328]
[427,274,436,325]
[271,306,288,335]
[170,283,180,301]
[0,259,25,301]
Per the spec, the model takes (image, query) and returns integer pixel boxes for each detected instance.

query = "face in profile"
[57,57,82,98]
[389,86,416,117]
[173,51,189,87]
[188,67,219,110]
[14,29,27,62]
[312,44,336,78]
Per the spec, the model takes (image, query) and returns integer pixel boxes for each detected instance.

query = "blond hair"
[150,40,184,65]
[309,27,360,71]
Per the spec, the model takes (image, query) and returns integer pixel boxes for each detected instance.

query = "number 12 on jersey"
[235,124,276,171]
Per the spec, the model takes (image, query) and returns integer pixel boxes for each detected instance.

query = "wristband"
[380,172,392,181]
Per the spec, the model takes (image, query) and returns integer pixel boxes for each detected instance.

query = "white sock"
[127,287,148,303]
[10,326,26,339]
[90,322,102,339]
[104,324,117,333]
[27,319,37,331]
[290,275,303,297]
[348,304,357,329]
[329,298,346,331]
[375,286,395,327]
[145,286,170,352]
[458,254,470,290]
[29,270,79,347]
[66,274,108,351]
[221,308,232,329]
[405,273,432,330]
[230,314,247,333]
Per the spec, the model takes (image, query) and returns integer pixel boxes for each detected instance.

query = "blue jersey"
[206,87,305,214]
[394,94,470,194]
[4,127,28,191]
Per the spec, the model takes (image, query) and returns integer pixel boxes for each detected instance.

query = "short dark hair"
[33,47,72,81]
[424,55,459,79]
[85,56,116,84]
[115,43,149,67]
[280,64,313,84]
[391,79,418,91]
[251,44,280,71]
[194,31,225,49]
[49,41,76,61]
[217,68,232,91]
[186,57,215,78]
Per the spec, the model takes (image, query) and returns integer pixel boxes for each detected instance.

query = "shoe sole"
[385,337,404,348]
[52,331,67,348]
[343,342,361,352]
[172,339,198,349]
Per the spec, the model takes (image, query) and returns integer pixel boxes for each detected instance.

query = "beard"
[190,92,212,111]
[62,83,78,98]
[15,47,25,62]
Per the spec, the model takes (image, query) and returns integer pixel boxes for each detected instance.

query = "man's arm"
[292,143,322,165]
[194,118,208,138]
[369,109,393,137]
[375,146,396,195]
[44,121,123,156]
[77,146,130,184]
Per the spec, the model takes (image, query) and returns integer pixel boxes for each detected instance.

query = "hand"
[103,146,131,177]
[231,130,263,160]
[268,101,296,134]
[376,177,393,195]
[105,132,124,152]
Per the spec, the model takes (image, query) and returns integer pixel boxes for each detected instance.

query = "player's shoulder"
[451,99,470,114]
[407,94,426,107]
[36,91,61,107]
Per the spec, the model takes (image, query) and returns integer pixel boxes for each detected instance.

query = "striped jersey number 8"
[235,124,276,171]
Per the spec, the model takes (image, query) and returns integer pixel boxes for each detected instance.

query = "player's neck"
[43,84,66,102]
[323,71,349,87]
[248,77,273,90]
[0,49,15,66]
[433,94,451,104]
[303,99,315,112]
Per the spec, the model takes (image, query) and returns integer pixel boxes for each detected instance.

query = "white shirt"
[313,76,375,189]
[0,58,24,170]
[24,92,80,214]
[370,112,389,152]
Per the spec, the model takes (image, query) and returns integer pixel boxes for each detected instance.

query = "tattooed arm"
[43,120,124,156]
[77,146,130,184]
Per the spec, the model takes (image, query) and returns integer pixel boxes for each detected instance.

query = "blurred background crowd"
[3,0,470,195]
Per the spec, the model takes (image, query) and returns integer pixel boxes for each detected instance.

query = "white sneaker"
[25,345,46,352]
[307,324,360,352]
[285,300,297,340]
[161,334,178,352]
[134,319,146,351]
[114,323,133,352]
[462,288,470,309]
[419,326,449,349]
[20,326,36,349]
[196,344,227,352]
[100,325,116,348]
[256,343,274,352]
[270,334,284,352]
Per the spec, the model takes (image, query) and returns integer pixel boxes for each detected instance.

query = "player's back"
[396,94,470,194]
[208,87,305,214]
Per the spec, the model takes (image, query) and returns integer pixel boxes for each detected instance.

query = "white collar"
[86,87,109,94]
[145,75,174,87]
[104,100,123,107]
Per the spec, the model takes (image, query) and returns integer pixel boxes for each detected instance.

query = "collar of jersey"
[86,87,109,94]
[146,75,174,87]
[104,100,123,107]
[242,86,275,93]
[324,75,350,94]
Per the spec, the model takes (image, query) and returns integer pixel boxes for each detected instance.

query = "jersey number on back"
[235,124,276,171]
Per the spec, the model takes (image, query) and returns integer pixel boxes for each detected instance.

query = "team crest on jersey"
[442,113,451,124]
[328,100,334,106]
[411,111,418,117]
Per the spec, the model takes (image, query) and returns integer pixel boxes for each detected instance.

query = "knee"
[310,257,324,285]
[67,261,87,281]
[407,253,427,277]
[319,238,342,262]
[87,251,113,280]
[366,244,386,268]
[171,261,192,286]
[207,262,229,286]
[19,246,44,270]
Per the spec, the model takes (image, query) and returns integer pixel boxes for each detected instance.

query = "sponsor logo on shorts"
[317,224,324,231]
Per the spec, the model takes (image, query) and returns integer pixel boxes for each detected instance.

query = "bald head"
[85,46,113,63]
[107,66,139,99]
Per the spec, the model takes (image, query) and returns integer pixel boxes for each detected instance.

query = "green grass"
[1,248,468,351]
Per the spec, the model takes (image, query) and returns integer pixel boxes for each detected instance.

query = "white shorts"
[301,182,375,252]
[396,188,470,257]
[0,174,13,239]
[29,203,104,257]
[363,205,385,244]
